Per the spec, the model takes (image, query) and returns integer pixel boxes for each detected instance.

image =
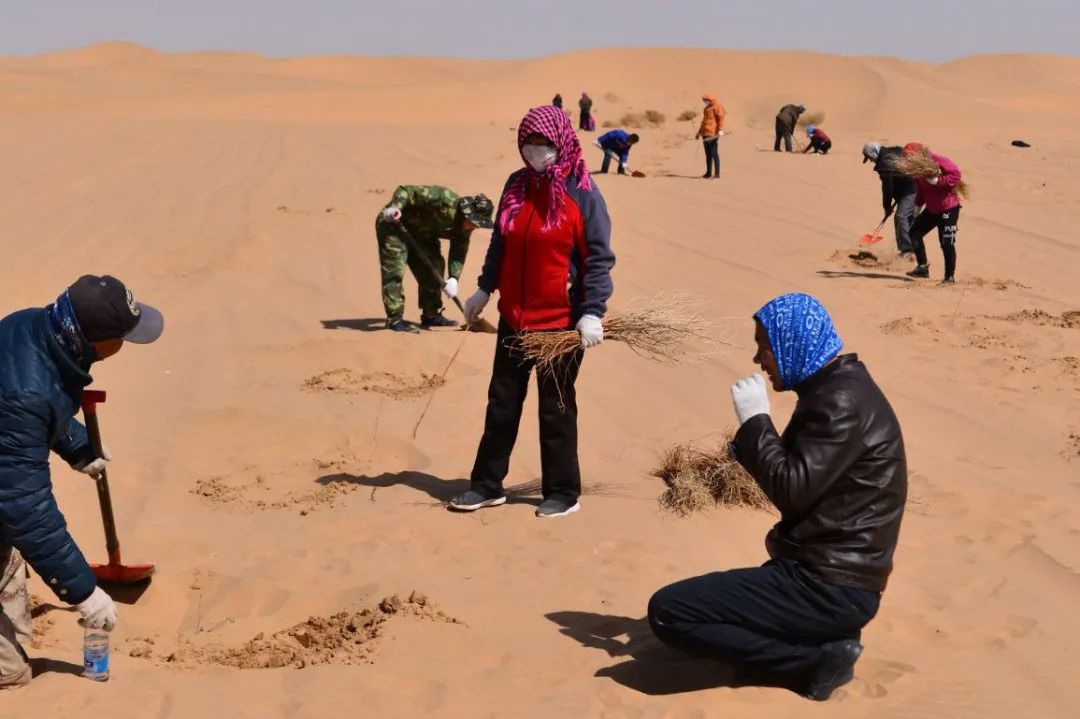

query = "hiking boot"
[906,265,930,279]
[387,319,420,334]
[941,276,956,286]
[535,497,581,518]
[802,639,863,701]
[448,489,507,512]
[420,313,459,329]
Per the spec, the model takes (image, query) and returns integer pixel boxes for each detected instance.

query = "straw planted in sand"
[517,294,716,373]
[888,148,971,198]
[652,435,773,516]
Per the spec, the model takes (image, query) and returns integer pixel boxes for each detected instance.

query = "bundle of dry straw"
[797,110,826,127]
[517,294,715,373]
[652,435,773,516]
[888,148,971,198]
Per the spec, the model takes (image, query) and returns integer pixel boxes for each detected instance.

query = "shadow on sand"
[545,611,754,696]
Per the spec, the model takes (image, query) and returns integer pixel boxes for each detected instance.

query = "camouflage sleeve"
[386,185,417,211]
[447,232,470,280]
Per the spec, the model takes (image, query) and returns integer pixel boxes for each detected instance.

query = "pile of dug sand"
[186,592,460,670]
[303,368,445,400]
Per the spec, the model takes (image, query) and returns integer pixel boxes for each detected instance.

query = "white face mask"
[522,144,558,172]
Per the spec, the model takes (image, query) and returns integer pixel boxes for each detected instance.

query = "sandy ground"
[2,43,1079,717]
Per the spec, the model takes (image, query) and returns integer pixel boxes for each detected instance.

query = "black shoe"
[803,639,863,701]
[535,497,581,518]
[906,265,930,279]
[702,173,713,179]
[420,313,459,329]
[386,319,420,334]
[448,489,507,512]
[941,276,956,285]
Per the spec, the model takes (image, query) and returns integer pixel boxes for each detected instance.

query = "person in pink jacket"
[903,143,963,284]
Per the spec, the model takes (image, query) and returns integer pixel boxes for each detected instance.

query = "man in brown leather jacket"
[648,292,906,701]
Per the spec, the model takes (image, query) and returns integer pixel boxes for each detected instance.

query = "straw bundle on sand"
[797,110,826,127]
[517,294,716,374]
[888,148,971,198]
[652,435,774,516]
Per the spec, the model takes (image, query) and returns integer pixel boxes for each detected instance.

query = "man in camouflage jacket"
[376,185,493,333]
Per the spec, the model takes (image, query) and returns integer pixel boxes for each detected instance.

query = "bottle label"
[84,652,109,675]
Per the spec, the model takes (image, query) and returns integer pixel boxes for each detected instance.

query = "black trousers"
[648,559,880,691]
[702,138,720,176]
[774,119,793,152]
[808,138,832,154]
[599,152,625,175]
[910,206,960,278]
[470,321,584,503]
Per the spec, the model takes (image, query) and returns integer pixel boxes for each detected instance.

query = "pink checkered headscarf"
[498,105,592,233]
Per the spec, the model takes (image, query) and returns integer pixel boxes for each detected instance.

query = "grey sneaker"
[535,498,581,518]
[803,639,863,701]
[448,489,506,512]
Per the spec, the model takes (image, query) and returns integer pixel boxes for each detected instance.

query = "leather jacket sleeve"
[734,391,865,517]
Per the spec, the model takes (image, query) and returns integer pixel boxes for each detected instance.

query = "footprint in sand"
[304,368,445,400]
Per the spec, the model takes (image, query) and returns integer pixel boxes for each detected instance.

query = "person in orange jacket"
[695,93,726,179]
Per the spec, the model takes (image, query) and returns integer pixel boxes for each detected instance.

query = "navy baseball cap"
[68,275,164,344]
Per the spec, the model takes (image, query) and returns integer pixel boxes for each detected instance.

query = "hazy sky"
[2,0,1077,61]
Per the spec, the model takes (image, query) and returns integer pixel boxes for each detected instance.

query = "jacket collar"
[793,353,859,397]
[37,310,94,393]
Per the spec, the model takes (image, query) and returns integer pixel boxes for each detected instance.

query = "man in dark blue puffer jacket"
[0,275,163,689]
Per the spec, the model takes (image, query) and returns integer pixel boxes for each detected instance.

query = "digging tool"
[81,390,156,584]
[391,220,497,333]
[859,206,894,245]
[598,147,646,178]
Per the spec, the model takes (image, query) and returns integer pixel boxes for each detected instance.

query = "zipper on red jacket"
[518,183,537,331]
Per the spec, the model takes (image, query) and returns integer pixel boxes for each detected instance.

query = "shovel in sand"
[81,390,156,584]
[595,144,646,178]
[391,221,497,333]
[859,204,897,245]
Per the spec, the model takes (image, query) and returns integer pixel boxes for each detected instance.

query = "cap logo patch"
[126,289,140,317]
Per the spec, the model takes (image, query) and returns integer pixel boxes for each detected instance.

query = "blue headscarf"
[45,290,94,368]
[754,293,842,390]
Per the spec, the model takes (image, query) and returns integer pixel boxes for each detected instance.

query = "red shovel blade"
[859,233,884,245]
[91,550,156,584]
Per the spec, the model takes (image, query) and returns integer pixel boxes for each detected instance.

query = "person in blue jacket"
[594,129,639,175]
[0,275,163,689]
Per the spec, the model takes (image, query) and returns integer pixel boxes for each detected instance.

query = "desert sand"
[2,42,1079,717]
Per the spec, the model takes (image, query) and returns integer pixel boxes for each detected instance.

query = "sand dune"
[1,43,1078,717]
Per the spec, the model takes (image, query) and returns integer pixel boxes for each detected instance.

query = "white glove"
[73,445,111,479]
[382,206,402,222]
[730,373,771,425]
[926,175,940,185]
[443,277,458,300]
[576,314,604,349]
[592,139,602,148]
[463,289,490,325]
[76,586,118,632]
[718,130,725,137]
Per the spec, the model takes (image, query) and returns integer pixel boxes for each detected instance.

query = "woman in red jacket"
[453,105,616,518]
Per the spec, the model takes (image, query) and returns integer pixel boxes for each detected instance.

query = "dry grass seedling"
[652,435,773,516]
[517,294,717,375]
[888,148,971,198]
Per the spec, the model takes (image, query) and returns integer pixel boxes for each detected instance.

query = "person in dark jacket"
[594,129,639,175]
[648,292,906,701]
[0,275,164,689]
[578,92,594,131]
[803,125,832,154]
[774,104,805,152]
[454,105,615,519]
[864,142,917,254]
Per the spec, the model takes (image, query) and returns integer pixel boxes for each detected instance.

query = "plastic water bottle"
[83,627,110,681]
